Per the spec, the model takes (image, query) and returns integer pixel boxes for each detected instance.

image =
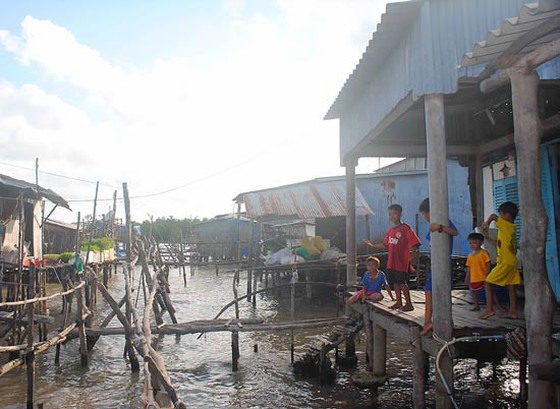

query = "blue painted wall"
[356,161,472,256]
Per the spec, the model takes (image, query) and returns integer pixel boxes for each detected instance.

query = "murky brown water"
[0,266,522,408]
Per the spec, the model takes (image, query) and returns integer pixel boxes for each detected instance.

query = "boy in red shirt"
[369,204,421,311]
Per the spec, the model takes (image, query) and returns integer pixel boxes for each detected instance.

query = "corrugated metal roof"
[324,0,535,162]
[235,179,373,219]
[461,2,560,68]
[324,1,422,120]
[0,174,71,209]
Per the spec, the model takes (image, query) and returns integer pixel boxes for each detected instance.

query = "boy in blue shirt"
[348,256,395,304]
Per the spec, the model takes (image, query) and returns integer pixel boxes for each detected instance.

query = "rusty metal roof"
[234,179,373,219]
[461,2,560,68]
[0,174,71,209]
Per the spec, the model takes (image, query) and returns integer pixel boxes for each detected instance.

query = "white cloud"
[0,2,389,222]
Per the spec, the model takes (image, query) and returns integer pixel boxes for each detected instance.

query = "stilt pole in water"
[25,303,35,409]
[411,325,427,408]
[232,331,240,372]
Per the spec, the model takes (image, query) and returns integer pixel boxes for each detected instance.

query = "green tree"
[139,216,206,242]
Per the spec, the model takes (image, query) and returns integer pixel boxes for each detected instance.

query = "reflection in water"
[0,266,520,408]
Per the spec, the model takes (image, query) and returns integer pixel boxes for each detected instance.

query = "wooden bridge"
[348,289,560,408]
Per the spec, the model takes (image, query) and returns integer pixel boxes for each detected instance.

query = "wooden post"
[345,161,357,294]
[510,67,556,408]
[76,286,88,367]
[252,270,258,307]
[290,272,296,364]
[411,325,427,409]
[122,182,140,373]
[233,270,240,319]
[25,303,35,409]
[520,357,528,403]
[246,269,253,303]
[85,182,99,266]
[232,331,240,371]
[425,93,453,409]
[365,313,374,372]
[372,323,387,379]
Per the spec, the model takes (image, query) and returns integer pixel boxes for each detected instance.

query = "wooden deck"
[348,289,542,407]
[368,289,524,334]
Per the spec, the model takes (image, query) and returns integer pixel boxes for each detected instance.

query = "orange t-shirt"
[466,249,491,283]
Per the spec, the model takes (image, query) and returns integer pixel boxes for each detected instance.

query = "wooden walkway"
[367,289,525,334]
[348,289,543,408]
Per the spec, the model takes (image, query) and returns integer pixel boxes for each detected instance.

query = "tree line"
[139,216,207,243]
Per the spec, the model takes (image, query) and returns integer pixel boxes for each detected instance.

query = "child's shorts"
[486,263,521,286]
[356,289,377,298]
[387,269,408,285]
[470,281,485,291]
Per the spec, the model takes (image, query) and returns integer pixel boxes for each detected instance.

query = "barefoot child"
[348,256,394,304]
[418,198,458,335]
[368,204,421,311]
[464,232,491,311]
[480,201,521,320]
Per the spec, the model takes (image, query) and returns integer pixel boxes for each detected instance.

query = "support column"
[510,67,555,408]
[372,323,387,378]
[345,160,357,294]
[411,326,427,409]
[424,93,453,409]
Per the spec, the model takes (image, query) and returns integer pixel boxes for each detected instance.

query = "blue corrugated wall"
[356,161,472,256]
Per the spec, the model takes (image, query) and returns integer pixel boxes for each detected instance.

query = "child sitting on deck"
[348,256,395,304]
[480,201,521,320]
[464,232,491,311]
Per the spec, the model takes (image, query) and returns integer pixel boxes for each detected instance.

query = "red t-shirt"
[383,223,421,272]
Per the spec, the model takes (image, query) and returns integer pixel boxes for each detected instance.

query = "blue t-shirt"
[361,270,388,293]
[426,220,457,254]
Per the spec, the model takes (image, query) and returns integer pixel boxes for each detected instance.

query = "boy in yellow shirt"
[480,201,520,319]
[464,232,491,311]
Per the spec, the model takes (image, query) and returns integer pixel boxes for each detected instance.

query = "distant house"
[233,158,472,256]
[43,219,78,255]
[234,178,373,254]
[0,174,70,266]
[192,214,258,261]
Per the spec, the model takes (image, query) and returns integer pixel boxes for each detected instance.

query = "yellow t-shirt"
[496,217,517,266]
[466,249,491,283]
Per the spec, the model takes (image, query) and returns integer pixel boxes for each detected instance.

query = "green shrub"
[80,237,115,252]
[44,254,61,262]
[60,252,74,262]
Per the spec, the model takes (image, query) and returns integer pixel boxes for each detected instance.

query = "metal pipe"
[435,334,506,409]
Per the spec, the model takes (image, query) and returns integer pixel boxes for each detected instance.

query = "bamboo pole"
[75,285,88,367]
[122,182,140,373]
[85,182,99,266]
[25,303,35,409]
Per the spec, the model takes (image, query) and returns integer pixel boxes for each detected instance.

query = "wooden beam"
[476,113,560,156]
[425,93,453,409]
[345,163,357,292]
[480,14,560,80]
[510,67,556,408]
[482,38,560,94]
[358,143,476,158]
[345,92,415,164]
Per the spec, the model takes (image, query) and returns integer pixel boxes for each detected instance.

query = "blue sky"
[0,0,398,222]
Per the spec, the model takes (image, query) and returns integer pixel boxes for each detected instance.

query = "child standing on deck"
[368,204,421,311]
[348,256,394,304]
[464,232,491,311]
[480,201,521,320]
[418,198,458,335]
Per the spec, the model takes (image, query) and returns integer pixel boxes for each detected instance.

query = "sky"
[0,0,402,224]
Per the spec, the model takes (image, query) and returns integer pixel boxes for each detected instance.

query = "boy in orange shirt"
[464,232,491,311]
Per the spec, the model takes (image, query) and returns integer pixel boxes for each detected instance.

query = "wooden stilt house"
[325,1,560,407]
